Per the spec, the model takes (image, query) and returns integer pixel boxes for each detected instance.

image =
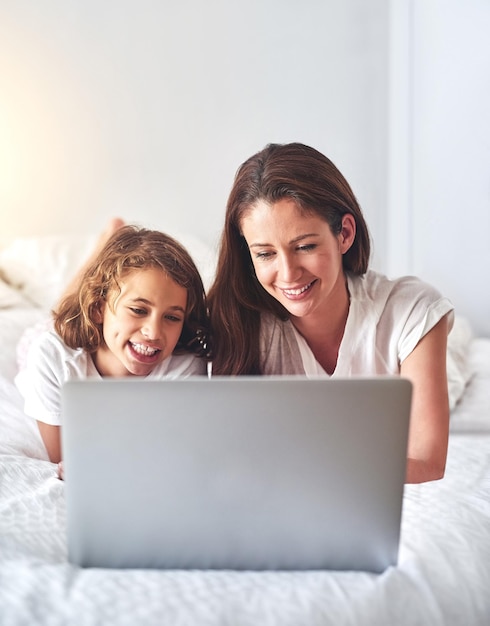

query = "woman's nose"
[278,253,300,283]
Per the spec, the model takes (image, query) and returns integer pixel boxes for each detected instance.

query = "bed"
[1,235,489,625]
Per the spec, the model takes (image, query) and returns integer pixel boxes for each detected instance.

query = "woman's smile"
[240,198,347,319]
[280,279,318,300]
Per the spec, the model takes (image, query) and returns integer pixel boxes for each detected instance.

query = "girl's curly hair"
[54,225,209,358]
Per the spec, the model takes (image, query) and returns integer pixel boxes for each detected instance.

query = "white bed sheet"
[1,307,489,626]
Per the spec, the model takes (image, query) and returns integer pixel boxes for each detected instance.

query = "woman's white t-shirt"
[260,270,454,376]
[15,329,206,426]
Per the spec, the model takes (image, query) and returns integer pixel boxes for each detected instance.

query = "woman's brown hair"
[54,225,208,357]
[207,142,371,375]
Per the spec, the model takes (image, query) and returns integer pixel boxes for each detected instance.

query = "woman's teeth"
[283,282,313,296]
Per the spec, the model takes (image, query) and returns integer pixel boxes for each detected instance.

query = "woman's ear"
[339,214,356,254]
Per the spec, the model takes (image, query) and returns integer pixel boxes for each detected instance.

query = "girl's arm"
[37,422,62,464]
[15,330,67,466]
[400,314,451,483]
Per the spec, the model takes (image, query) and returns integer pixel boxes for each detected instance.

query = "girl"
[16,225,209,466]
[207,142,454,484]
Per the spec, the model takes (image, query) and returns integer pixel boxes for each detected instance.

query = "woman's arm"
[37,422,62,464]
[401,314,451,483]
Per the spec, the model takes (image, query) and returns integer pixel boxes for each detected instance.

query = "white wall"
[0,0,389,266]
[4,1,487,334]
[388,0,490,337]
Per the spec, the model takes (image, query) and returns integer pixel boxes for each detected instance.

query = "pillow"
[447,315,475,410]
[0,231,217,310]
[0,274,30,309]
[0,234,98,310]
[170,231,217,291]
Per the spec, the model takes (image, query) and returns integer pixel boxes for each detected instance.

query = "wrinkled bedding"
[1,305,489,626]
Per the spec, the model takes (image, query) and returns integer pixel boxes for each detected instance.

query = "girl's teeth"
[131,342,158,356]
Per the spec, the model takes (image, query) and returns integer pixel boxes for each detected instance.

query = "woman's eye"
[166,315,183,323]
[129,307,146,315]
[297,244,317,252]
[255,250,274,260]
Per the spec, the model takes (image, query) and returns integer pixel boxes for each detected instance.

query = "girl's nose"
[141,319,161,341]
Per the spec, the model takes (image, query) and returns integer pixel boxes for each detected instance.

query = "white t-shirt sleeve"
[390,277,454,363]
[15,331,67,426]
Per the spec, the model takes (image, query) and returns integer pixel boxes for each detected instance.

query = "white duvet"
[1,306,490,626]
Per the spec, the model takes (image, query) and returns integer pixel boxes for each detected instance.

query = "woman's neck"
[290,278,350,375]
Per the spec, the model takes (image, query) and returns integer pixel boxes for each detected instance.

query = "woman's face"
[240,198,355,320]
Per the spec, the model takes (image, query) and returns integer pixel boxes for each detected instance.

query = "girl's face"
[240,198,355,320]
[93,267,187,377]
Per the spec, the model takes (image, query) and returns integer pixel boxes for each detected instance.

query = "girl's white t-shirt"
[15,329,206,426]
[260,270,454,377]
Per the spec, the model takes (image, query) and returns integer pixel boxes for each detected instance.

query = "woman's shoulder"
[348,269,454,349]
[349,269,447,307]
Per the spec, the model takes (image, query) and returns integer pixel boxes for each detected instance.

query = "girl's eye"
[129,307,147,316]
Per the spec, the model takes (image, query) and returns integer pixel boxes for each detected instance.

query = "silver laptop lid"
[62,376,411,572]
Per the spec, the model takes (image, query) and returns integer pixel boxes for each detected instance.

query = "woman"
[207,142,454,484]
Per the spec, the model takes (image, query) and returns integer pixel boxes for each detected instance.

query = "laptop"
[61,376,411,573]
